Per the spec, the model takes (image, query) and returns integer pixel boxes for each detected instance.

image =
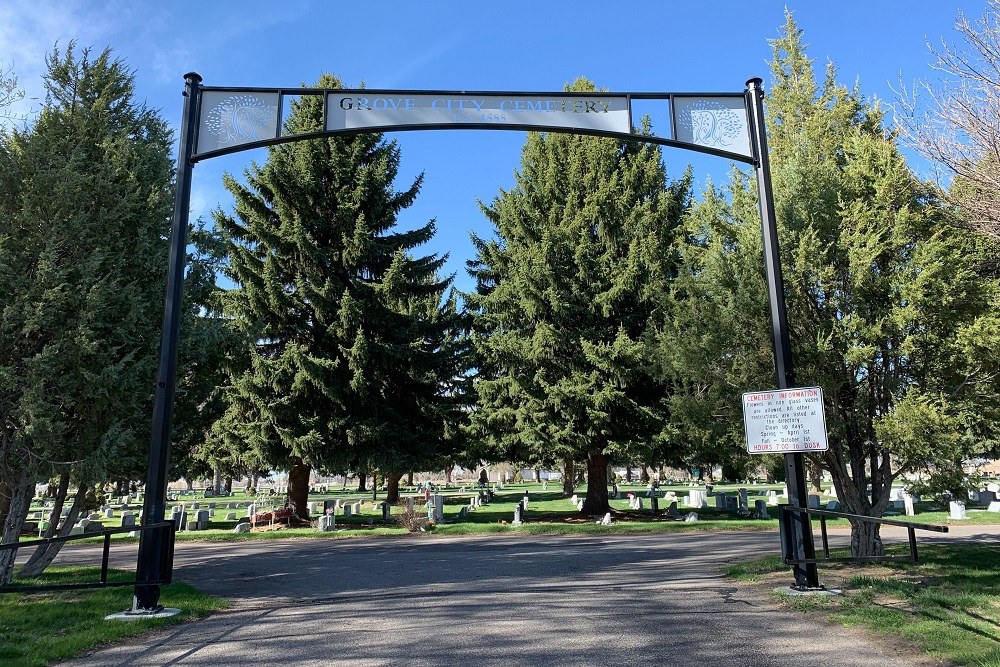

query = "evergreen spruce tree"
[216,74,458,518]
[467,78,690,515]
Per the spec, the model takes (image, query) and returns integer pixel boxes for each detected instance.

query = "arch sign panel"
[194,87,754,164]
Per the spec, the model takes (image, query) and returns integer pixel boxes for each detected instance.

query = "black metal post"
[133,72,202,611]
[745,77,820,589]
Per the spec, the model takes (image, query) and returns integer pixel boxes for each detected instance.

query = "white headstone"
[686,489,706,508]
[233,522,251,533]
[987,482,1000,493]
[601,512,612,526]
[988,501,1000,513]
[949,500,967,520]
[903,495,915,516]
[684,512,699,522]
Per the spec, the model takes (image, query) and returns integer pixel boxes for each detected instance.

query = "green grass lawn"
[35,482,998,543]
[726,543,1000,667]
[0,568,227,667]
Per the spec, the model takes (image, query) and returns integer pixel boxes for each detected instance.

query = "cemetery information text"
[742,387,829,454]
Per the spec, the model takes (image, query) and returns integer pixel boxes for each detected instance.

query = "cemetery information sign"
[326,92,631,134]
[742,387,829,454]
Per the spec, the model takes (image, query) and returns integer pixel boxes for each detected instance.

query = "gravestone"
[988,501,1000,513]
[904,495,915,516]
[88,513,101,521]
[246,503,256,518]
[601,512,612,526]
[317,514,335,531]
[715,494,727,510]
[738,488,749,513]
[512,505,522,526]
[382,502,391,522]
[684,512,699,522]
[122,513,136,529]
[104,508,115,519]
[196,509,210,530]
[343,503,353,517]
[987,482,1000,493]
[978,490,997,505]
[225,512,238,521]
[826,500,841,511]
[186,520,199,531]
[754,500,770,519]
[233,522,251,534]
[576,499,584,511]
[458,506,469,519]
[433,495,444,523]
[686,489,706,509]
[726,496,738,511]
[949,500,967,520]
[666,501,679,517]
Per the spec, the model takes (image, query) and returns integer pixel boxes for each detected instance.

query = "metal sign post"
[745,77,820,590]
[132,72,202,613]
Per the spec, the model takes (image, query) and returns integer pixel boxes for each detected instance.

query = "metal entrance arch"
[133,74,818,611]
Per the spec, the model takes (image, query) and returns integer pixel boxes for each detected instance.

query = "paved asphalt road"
[52,523,999,667]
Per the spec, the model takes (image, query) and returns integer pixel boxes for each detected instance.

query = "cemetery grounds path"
[54,525,997,667]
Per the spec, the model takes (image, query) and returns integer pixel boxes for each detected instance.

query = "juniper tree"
[0,44,174,581]
[661,15,1000,557]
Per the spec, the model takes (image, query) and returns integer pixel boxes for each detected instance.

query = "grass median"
[0,567,227,667]
[726,543,1000,667]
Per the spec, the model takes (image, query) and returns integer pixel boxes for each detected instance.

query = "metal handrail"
[0,520,176,593]
[779,505,948,565]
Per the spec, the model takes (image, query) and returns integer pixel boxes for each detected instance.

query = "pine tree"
[467,78,690,515]
[216,74,459,518]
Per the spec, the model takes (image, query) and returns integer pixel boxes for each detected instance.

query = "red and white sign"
[742,387,829,454]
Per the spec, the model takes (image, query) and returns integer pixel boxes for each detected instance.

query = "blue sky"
[0,1,986,291]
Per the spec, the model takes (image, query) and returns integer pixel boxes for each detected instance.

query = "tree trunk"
[20,482,88,577]
[357,466,368,492]
[287,461,311,520]
[809,462,823,494]
[625,466,632,483]
[406,471,414,486]
[581,451,611,515]
[639,467,650,484]
[185,478,193,492]
[0,482,11,529]
[372,471,378,501]
[40,472,70,538]
[562,458,575,496]
[0,476,34,585]
[849,518,885,558]
[445,464,454,484]
[386,472,402,504]
[213,469,223,495]
[225,477,232,494]
[534,467,542,483]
